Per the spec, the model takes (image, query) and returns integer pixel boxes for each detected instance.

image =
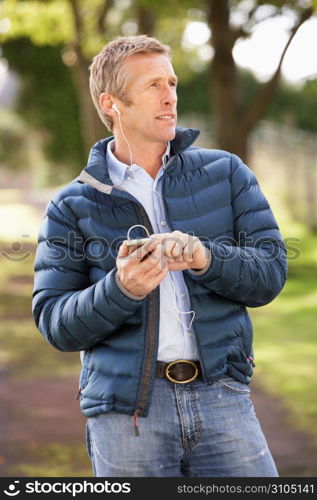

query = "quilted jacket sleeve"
[187,154,287,307]
[32,194,148,352]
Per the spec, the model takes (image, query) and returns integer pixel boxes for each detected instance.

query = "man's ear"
[100,93,116,117]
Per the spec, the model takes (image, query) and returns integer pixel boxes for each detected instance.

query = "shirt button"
[188,332,192,336]
[160,220,167,226]
[180,293,185,298]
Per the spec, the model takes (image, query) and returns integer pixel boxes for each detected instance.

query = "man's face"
[115,53,178,145]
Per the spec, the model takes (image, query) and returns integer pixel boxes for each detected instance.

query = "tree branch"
[69,0,85,59]
[246,2,260,23]
[230,27,250,45]
[245,0,280,24]
[231,5,284,44]
[239,7,313,137]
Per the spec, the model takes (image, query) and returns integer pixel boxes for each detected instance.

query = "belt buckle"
[165,359,199,384]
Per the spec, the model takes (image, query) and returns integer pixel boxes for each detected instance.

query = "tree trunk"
[206,0,245,160]
[69,54,106,157]
[69,0,107,161]
[137,5,156,35]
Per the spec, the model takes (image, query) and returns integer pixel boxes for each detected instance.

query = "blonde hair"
[89,35,172,132]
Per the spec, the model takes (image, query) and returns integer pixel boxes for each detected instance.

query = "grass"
[251,268,317,440]
[7,443,91,477]
[0,320,81,380]
[0,245,80,380]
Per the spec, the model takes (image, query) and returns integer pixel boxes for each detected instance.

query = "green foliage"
[2,38,85,174]
[177,66,265,118]
[0,0,73,46]
[0,110,29,169]
[292,79,317,131]
[8,443,91,477]
[0,244,81,380]
[177,69,212,116]
[263,77,317,132]
[0,319,82,379]
[136,0,200,18]
[178,63,317,133]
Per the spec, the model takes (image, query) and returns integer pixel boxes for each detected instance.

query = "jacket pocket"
[227,345,253,378]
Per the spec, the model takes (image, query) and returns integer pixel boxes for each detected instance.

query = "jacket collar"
[78,126,200,190]
[107,139,171,187]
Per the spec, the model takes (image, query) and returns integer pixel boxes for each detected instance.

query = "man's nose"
[162,86,177,107]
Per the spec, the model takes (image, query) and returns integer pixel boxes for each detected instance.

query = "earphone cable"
[116,107,137,181]
[115,111,196,331]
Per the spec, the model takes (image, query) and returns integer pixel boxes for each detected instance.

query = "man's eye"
[150,82,157,87]
[170,82,177,87]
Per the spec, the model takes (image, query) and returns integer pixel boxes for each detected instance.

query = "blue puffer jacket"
[32,127,287,418]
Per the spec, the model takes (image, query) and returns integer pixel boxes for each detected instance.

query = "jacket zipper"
[133,409,141,436]
[240,349,256,368]
[132,203,160,435]
[248,356,256,367]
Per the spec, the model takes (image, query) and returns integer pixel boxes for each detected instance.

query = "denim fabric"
[86,376,278,477]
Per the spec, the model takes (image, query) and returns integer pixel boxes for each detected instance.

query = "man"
[32,35,287,477]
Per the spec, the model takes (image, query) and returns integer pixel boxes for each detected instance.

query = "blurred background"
[0,0,317,477]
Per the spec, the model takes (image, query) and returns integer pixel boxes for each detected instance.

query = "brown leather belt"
[156,359,202,384]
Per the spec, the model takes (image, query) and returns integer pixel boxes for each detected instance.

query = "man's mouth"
[156,114,176,121]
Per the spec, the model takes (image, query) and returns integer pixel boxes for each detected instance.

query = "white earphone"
[112,103,119,114]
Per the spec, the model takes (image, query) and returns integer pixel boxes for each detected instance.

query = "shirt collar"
[107,139,170,186]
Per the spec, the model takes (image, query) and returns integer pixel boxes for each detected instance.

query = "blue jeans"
[86,376,278,477]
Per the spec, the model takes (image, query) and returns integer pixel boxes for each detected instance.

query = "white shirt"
[107,139,199,362]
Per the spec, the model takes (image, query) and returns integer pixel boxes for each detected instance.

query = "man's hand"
[150,230,211,272]
[116,238,168,297]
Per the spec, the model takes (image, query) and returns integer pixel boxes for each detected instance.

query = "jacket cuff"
[188,248,212,276]
[186,243,223,283]
[115,271,147,301]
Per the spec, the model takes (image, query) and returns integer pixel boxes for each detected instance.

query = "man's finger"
[181,242,194,263]
[140,242,167,271]
[129,237,160,262]
[117,240,130,258]
[150,233,166,239]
